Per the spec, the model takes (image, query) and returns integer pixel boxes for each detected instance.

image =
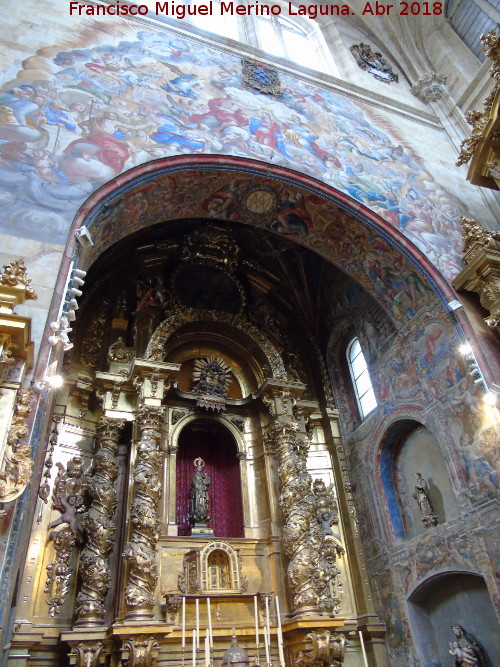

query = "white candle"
[196,598,200,649]
[207,597,213,648]
[192,629,197,667]
[275,596,285,667]
[254,596,260,647]
[182,596,186,650]
[359,630,369,667]
[264,625,270,666]
[264,595,271,664]
[205,633,210,667]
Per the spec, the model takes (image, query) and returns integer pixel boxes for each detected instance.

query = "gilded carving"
[453,217,500,332]
[122,634,159,667]
[181,224,240,271]
[123,405,165,619]
[108,336,134,363]
[38,417,61,505]
[145,307,286,380]
[295,631,346,667]
[171,409,186,425]
[45,526,77,617]
[80,301,111,368]
[0,387,34,503]
[192,355,232,411]
[164,593,182,622]
[457,28,500,181]
[45,456,85,616]
[76,417,125,626]
[268,412,343,616]
[69,640,108,667]
[0,258,38,301]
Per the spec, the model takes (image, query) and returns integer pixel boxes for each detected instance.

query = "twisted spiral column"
[123,404,165,620]
[75,417,125,626]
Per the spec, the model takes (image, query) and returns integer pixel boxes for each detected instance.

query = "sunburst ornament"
[192,356,232,411]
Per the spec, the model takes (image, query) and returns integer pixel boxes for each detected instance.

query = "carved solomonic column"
[123,404,165,620]
[75,417,125,626]
[262,382,342,618]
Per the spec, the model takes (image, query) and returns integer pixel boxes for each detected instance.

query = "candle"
[182,596,186,650]
[207,597,213,648]
[264,595,271,664]
[264,625,270,666]
[192,629,197,667]
[254,596,260,647]
[359,630,369,667]
[205,633,210,667]
[275,596,285,667]
[196,598,200,649]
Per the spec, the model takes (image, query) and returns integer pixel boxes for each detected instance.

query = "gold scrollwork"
[0,387,34,503]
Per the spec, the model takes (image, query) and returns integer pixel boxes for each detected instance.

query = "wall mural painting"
[86,168,439,331]
[0,26,466,278]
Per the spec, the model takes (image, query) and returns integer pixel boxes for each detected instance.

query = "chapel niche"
[176,420,244,539]
[380,420,459,540]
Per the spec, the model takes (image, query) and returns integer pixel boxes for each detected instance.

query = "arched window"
[347,338,377,418]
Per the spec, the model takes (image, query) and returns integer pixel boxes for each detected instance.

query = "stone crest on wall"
[350,43,399,83]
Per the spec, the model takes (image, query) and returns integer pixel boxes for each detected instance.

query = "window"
[189,0,239,40]
[447,0,497,62]
[255,14,323,71]
[347,338,377,418]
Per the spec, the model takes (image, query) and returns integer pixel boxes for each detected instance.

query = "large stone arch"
[69,156,457,328]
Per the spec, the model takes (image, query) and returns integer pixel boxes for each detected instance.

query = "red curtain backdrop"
[176,423,244,538]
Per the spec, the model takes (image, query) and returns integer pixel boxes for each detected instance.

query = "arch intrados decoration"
[145,307,286,382]
[71,156,456,329]
[172,413,245,457]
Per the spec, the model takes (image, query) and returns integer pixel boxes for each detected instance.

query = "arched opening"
[176,419,244,538]
[408,571,500,666]
[380,419,459,540]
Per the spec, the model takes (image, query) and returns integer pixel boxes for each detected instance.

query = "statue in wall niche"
[449,625,486,666]
[189,457,211,524]
[412,472,438,527]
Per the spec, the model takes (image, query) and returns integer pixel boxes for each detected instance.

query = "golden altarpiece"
[8,224,386,666]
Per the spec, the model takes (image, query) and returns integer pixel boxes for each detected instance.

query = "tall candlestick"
[192,629,197,667]
[205,632,210,667]
[182,596,186,650]
[207,597,213,648]
[196,598,200,649]
[275,596,285,667]
[254,596,259,647]
[359,630,369,667]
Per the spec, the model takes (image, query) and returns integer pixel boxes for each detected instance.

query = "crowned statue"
[188,457,213,536]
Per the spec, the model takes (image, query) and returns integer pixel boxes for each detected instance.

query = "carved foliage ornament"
[0,258,38,301]
[350,43,398,84]
[0,387,34,503]
[296,631,346,667]
[457,28,500,168]
[45,456,85,616]
[242,59,282,97]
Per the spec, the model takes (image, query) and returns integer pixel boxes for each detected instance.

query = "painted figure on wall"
[0,25,467,279]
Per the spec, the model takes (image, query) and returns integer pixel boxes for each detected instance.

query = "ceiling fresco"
[0,23,465,279]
